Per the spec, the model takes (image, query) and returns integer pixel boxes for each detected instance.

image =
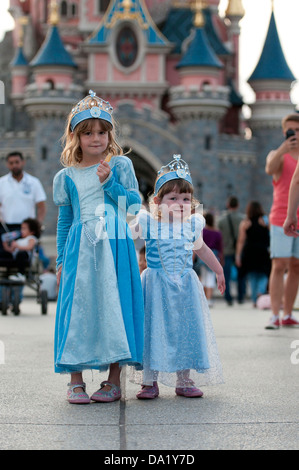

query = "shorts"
[270,224,299,259]
[200,266,216,288]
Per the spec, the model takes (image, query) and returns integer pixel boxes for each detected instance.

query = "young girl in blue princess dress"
[131,155,225,399]
[53,91,144,404]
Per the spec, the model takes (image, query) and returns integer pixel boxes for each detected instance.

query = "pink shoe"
[175,386,204,398]
[281,315,299,327]
[67,382,90,404]
[90,381,121,402]
[136,381,159,399]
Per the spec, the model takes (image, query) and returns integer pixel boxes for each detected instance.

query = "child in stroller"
[0,218,41,314]
[2,218,41,277]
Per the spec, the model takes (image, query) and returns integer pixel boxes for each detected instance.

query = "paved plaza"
[0,295,298,451]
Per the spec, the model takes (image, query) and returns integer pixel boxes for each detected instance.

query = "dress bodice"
[66,165,105,222]
[53,156,140,224]
[138,212,205,276]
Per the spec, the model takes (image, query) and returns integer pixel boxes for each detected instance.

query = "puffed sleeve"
[191,213,206,243]
[53,169,71,206]
[136,210,151,240]
[53,169,73,270]
[102,156,141,215]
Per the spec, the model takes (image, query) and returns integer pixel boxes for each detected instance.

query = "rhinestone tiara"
[70,90,114,131]
[154,154,192,195]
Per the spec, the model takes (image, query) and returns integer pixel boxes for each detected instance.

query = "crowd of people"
[1,91,299,405]
[191,113,299,331]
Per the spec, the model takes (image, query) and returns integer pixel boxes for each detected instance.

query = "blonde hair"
[149,176,199,219]
[60,114,123,166]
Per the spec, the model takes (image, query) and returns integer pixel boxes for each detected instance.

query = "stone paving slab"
[0,297,298,450]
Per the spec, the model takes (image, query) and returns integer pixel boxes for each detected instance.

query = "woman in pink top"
[265,114,299,330]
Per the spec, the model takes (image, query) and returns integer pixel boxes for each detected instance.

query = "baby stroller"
[0,221,49,315]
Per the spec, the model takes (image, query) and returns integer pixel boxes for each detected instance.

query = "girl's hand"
[56,266,62,288]
[216,272,226,295]
[97,160,111,183]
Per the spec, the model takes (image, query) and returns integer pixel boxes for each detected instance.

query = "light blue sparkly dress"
[135,211,223,388]
[53,156,144,374]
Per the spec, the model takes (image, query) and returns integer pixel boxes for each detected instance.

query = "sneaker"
[265,316,280,330]
[281,315,299,327]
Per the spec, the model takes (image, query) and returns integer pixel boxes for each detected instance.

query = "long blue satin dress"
[136,211,223,388]
[53,156,144,374]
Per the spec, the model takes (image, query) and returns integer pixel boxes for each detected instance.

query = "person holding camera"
[265,114,299,329]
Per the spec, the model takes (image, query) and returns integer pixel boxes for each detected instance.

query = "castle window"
[71,3,77,16]
[41,146,48,160]
[98,0,110,13]
[116,26,138,68]
[61,0,68,17]
[46,79,55,90]
[205,135,212,150]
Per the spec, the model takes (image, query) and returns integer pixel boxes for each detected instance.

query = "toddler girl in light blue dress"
[131,155,225,399]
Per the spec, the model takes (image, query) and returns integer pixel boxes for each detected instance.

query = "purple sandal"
[136,381,159,399]
[175,386,203,398]
[67,382,90,404]
[90,381,121,402]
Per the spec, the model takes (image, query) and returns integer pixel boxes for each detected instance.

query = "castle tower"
[219,0,244,134]
[169,1,228,119]
[25,0,82,118]
[82,0,172,109]
[168,0,230,208]
[10,17,29,109]
[248,6,295,129]
[248,2,296,208]
[225,0,244,91]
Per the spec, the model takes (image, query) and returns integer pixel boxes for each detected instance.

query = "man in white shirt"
[0,151,47,252]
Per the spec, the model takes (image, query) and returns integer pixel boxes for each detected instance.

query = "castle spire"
[176,0,222,70]
[248,7,295,130]
[49,0,60,26]
[193,0,205,29]
[30,2,75,69]
[225,0,245,18]
[248,9,295,82]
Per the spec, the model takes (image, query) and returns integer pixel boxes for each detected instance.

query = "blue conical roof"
[11,46,28,66]
[203,8,230,56]
[162,7,230,57]
[89,0,169,46]
[30,25,76,67]
[249,12,295,82]
[176,27,223,69]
